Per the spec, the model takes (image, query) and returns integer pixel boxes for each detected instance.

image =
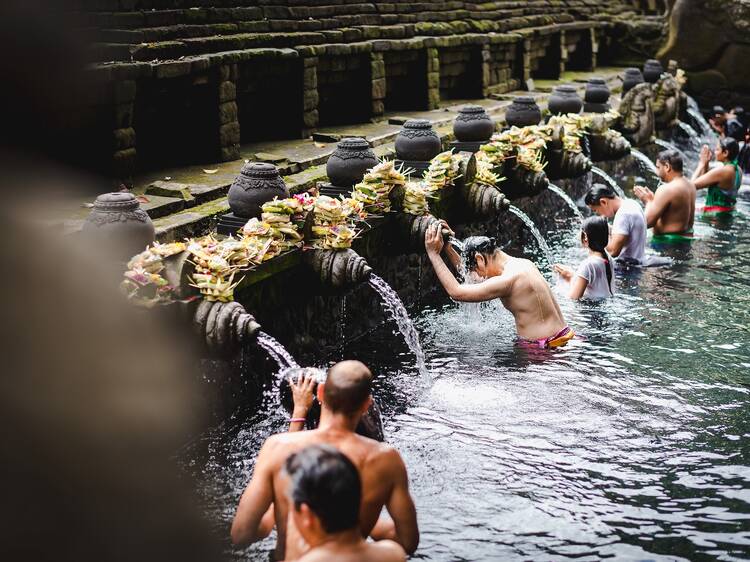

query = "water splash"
[686,99,716,145]
[548,183,583,221]
[652,138,680,153]
[674,121,701,149]
[508,205,554,268]
[368,274,427,374]
[591,166,626,198]
[257,331,300,370]
[630,149,660,187]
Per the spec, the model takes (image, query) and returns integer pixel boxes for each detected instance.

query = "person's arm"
[607,233,628,257]
[382,449,419,555]
[230,439,278,545]
[693,165,730,190]
[425,223,512,301]
[288,372,316,432]
[691,145,712,185]
[567,275,588,300]
[634,185,670,228]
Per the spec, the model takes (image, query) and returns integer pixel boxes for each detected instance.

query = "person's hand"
[633,185,654,203]
[553,264,573,281]
[699,144,712,165]
[290,372,316,418]
[437,219,455,238]
[424,222,444,255]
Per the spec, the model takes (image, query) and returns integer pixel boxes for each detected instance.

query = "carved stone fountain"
[616,82,656,146]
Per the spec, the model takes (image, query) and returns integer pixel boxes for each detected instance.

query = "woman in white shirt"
[554,216,615,300]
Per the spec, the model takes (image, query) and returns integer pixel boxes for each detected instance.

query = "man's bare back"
[232,424,416,561]
[497,257,567,341]
[651,177,695,234]
[296,538,405,562]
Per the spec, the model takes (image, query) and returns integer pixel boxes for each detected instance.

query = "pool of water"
[187,196,750,561]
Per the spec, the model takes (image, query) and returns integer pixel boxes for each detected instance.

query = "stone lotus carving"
[193,300,261,356]
[82,192,155,261]
[616,82,655,146]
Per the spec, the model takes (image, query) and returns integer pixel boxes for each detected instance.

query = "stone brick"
[303,110,319,129]
[154,61,192,79]
[303,68,317,89]
[219,122,240,146]
[219,65,231,82]
[113,80,136,104]
[221,145,241,162]
[303,89,319,111]
[371,78,386,100]
[427,88,440,110]
[427,72,440,89]
[113,148,137,177]
[303,57,319,68]
[372,100,384,115]
[113,127,136,151]
[218,80,236,102]
[219,101,238,125]
[115,103,134,129]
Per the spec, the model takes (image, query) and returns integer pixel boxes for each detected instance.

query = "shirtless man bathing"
[231,360,418,561]
[425,221,574,349]
[633,149,695,241]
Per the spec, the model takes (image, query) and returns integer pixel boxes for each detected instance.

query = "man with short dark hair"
[282,445,406,562]
[634,150,695,239]
[585,184,647,265]
[711,106,745,142]
[230,360,418,561]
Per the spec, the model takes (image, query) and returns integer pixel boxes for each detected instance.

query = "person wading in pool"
[691,137,742,213]
[230,360,418,561]
[553,216,615,300]
[585,184,647,266]
[633,150,695,240]
[425,221,574,349]
[281,445,406,562]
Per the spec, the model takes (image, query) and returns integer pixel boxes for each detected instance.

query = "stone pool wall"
[64,1,665,179]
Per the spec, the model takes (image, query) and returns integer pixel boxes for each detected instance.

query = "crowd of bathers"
[230,106,744,561]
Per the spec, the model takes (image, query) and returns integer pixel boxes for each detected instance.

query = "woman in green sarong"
[691,137,742,213]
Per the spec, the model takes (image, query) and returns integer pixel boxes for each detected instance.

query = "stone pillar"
[113,80,137,179]
[371,52,385,118]
[559,31,568,76]
[522,38,532,88]
[218,64,240,161]
[302,56,319,137]
[426,47,440,110]
[590,28,599,70]
[481,44,491,98]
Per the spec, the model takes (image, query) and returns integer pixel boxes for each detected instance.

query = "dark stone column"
[217,63,240,162]
[371,52,386,118]
[426,47,440,110]
[302,56,319,136]
[113,79,137,179]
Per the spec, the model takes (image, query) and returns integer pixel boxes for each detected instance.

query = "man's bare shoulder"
[369,539,408,561]
[295,540,406,562]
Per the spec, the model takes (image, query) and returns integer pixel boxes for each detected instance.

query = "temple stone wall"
[62,1,663,178]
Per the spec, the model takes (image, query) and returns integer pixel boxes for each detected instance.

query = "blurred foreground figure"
[0,4,224,561]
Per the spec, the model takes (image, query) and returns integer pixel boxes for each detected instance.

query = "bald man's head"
[322,361,372,415]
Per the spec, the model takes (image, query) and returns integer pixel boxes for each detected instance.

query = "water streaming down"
[630,149,661,187]
[547,183,583,221]
[256,331,299,370]
[368,274,427,374]
[652,138,680,153]
[508,205,555,268]
[686,101,717,146]
[591,166,626,198]
[673,121,703,172]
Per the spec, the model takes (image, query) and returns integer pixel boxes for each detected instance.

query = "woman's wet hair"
[719,137,740,161]
[462,236,498,271]
[584,183,617,206]
[656,149,683,173]
[581,215,613,294]
[284,444,361,534]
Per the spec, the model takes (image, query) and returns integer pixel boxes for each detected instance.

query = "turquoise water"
[189,195,750,561]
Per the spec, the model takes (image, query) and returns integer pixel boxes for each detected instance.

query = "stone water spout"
[616,82,655,147]
[193,299,261,356]
[545,124,592,180]
[588,114,631,162]
[464,182,511,218]
[504,165,549,200]
[392,213,441,254]
[303,249,372,292]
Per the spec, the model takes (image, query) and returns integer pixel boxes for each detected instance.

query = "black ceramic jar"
[505,96,543,127]
[453,105,495,142]
[227,162,289,219]
[548,85,583,115]
[326,137,378,188]
[395,119,442,162]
